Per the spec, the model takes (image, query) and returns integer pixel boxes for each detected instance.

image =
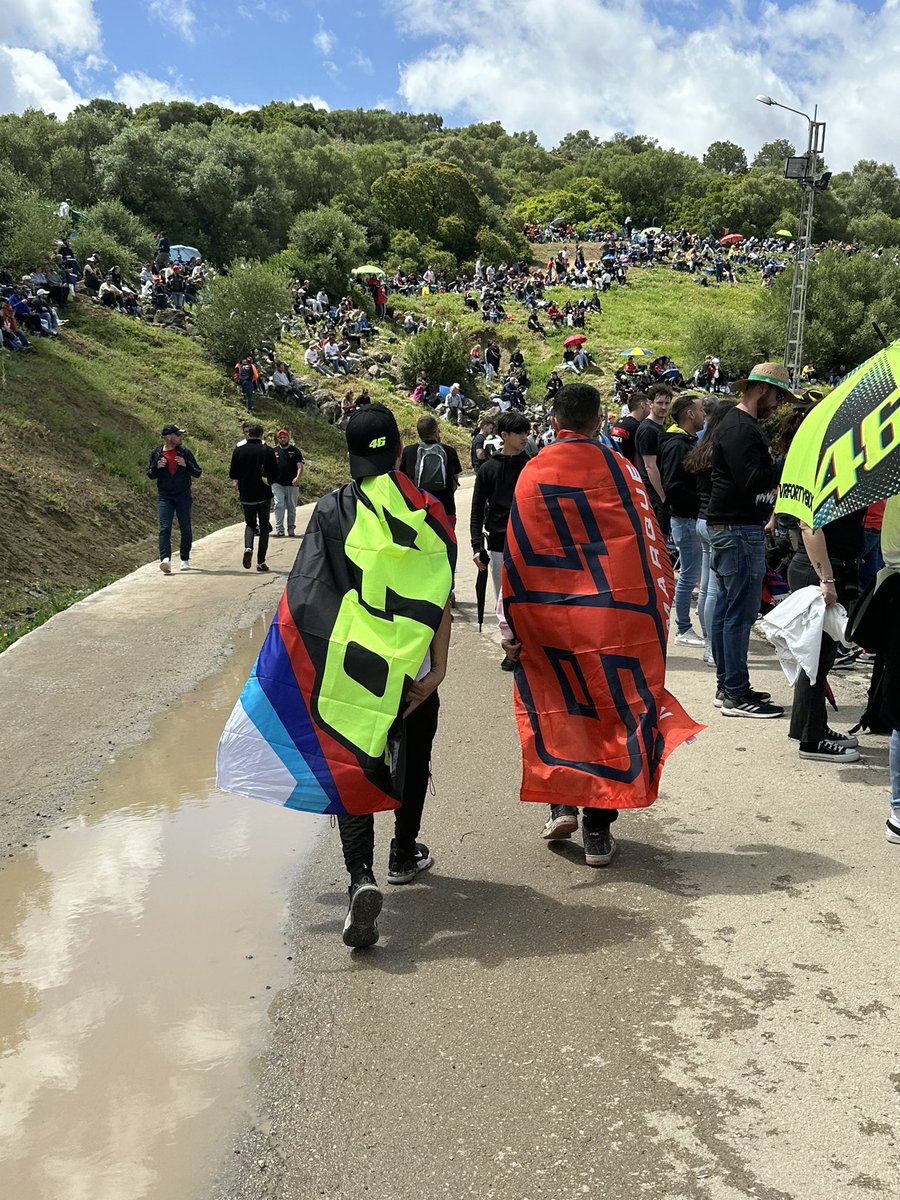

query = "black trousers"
[338,690,440,882]
[787,553,846,742]
[241,500,271,563]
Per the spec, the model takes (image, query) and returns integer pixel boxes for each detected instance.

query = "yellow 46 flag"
[777,342,900,528]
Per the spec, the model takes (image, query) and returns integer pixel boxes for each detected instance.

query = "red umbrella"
[720,233,744,245]
[564,334,588,347]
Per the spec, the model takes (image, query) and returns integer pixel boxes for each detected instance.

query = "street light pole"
[756,95,826,390]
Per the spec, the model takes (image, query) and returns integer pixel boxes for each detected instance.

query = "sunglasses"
[773,389,787,403]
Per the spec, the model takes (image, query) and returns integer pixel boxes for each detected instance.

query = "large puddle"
[0,621,318,1200]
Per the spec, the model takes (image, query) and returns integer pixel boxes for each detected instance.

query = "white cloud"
[0,46,84,116]
[391,0,900,170]
[146,0,197,41]
[289,93,331,110]
[0,0,101,56]
[313,16,336,57]
[111,71,256,112]
[351,49,373,72]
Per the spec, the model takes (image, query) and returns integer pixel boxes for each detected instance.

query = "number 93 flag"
[502,433,702,810]
[217,472,456,815]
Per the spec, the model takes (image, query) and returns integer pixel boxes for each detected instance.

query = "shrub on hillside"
[80,199,156,261]
[282,206,367,300]
[193,260,292,364]
[0,166,63,271]
[74,227,140,277]
[685,309,769,377]
[400,326,470,390]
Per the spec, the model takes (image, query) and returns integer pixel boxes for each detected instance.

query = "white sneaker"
[180,560,191,571]
[159,558,171,574]
[886,811,900,845]
[675,629,705,647]
[703,639,716,666]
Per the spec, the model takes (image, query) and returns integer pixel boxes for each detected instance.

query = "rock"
[310,389,333,407]
[367,365,381,378]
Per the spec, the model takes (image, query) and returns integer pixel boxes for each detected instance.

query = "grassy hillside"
[0,264,761,648]
[0,301,466,648]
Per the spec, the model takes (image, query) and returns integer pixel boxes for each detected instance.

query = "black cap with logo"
[345,403,400,478]
[161,424,186,436]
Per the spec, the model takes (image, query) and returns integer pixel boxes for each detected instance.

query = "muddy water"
[0,621,318,1200]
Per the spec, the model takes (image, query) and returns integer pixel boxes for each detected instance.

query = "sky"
[0,0,896,170]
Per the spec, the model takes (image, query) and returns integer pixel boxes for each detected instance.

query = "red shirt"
[162,447,178,474]
[864,500,886,531]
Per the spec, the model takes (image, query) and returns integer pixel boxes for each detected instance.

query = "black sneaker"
[714,688,726,708]
[387,839,433,885]
[721,694,784,718]
[242,548,252,570]
[832,648,860,670]
[256,562,270,572]
[799,738,861,763]
[342,875,383,947]
[583,827,618,867]
[500,655,516,672]
[824,726,859,749]
[541,805,578,840]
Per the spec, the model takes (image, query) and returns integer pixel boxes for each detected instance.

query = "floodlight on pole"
[756,93,826,390]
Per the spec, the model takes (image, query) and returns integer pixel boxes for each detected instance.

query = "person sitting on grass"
[304,342,330,375]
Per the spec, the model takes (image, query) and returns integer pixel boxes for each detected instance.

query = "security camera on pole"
[756,95,829,391]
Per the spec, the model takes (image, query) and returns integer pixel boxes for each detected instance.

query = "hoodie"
[658,428,700,518]
[470,450,530,551]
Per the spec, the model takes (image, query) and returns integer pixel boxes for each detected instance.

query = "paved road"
[2,481,896,1200]
[210,487,898,1200]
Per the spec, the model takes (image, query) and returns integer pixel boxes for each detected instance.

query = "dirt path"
[3,484,898,1200]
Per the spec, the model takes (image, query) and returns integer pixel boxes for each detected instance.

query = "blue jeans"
[272,482,298,534]
[696,518,720,640]
[670,515,701,634]
[891,731,900,811]
[709,523,766,698]
[157,493,193,561]
[860,528,884,592]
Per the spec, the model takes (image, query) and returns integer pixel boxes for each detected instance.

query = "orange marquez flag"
[501,432,703,809]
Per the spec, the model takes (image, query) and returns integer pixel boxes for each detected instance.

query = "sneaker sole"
[159,561,171,574]
[720,707,784,718]
[542,817,578,840]
[585,839,619,868]
[886,823,900,845]
[799,749,861,762]
[713,695,725,708]
[342,884,383,947]
[387,852,434,885]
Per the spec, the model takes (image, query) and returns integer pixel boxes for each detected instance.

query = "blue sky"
[0,0,896,168]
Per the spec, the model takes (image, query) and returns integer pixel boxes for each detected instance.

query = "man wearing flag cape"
[499,383,702,866]
[218,404,456,949]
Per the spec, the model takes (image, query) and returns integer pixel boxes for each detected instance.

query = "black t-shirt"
[610,414,640,463]
[706,406,777,525]
[399,442,463,516]
[634,418,663,483]
[471,433,489,469]
[273,444,304,486]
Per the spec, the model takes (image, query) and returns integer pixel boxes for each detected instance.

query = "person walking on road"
[229,423,278,572]
[706,363,791,718]
[272,428,304,538]
[498,383,700,868]
[470,410,531,669]
[147,423,201,574]
[659,395,706,647]
[217,404,457,951]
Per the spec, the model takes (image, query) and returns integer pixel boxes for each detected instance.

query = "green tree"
[400,326,470,389]
[554,129,600,160]
[849,212,900,247]
[514,181,622,228]
[282,206,367,299]
[372,161,482,251]
[759,247,900,372]
[80,199,156,261]
[703,140,748,175]
[193,260,292,364]
[685,308,770,377]
[0,166,64,271]
[832,160,900,221]
[752,139,795,170]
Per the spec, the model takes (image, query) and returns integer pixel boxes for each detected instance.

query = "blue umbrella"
[169,244,201,261]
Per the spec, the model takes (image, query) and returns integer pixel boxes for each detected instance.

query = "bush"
[73,226,140,278]
[283,205,367,300]
[0,167,63,271]
[685,308,769,377]
[193,259,293,364]
[80,199,156,261]
[400,326,470,390]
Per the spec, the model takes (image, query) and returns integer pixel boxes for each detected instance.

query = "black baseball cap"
[161,424,185,436]
[345,403,400,478]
